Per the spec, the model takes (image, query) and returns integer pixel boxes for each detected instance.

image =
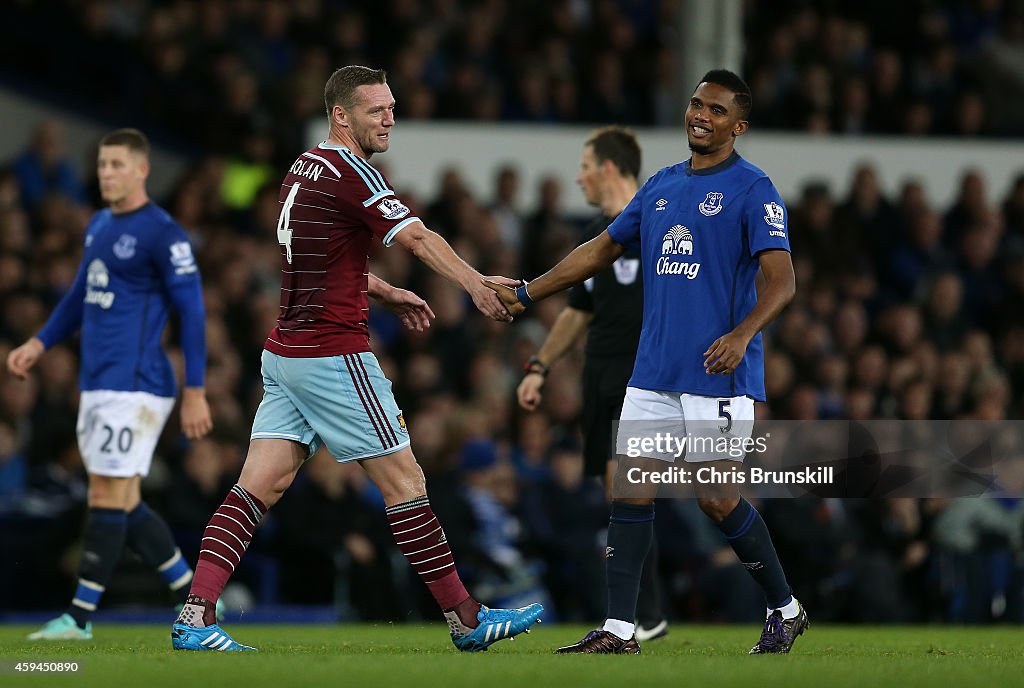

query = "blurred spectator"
[12,121,86,211]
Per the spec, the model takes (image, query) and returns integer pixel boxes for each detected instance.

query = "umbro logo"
[605,546,615,558]
[655,198,668,211]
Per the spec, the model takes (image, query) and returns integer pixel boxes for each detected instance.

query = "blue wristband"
[515,283,534,306]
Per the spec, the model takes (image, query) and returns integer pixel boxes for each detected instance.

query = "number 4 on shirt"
[277,182,301,264]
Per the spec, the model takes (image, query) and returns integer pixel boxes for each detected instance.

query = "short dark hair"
[697,69,752,120]
[585,126,641,180]
[324,66,387,113]
[99,128,150,156]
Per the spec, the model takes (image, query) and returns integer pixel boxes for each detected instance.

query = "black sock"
[126,502,193,603]
[606,501,655,625]
[68,507,128,628]
[716,498,791,609]
[636,534,664,626]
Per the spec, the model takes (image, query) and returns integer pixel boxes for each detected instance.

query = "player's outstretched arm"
[368,272,436,332]
[484,231,625,316]
[6,337,45,379]
[704,249,796,375]
[517,307,592,411]
[392,221,513,322]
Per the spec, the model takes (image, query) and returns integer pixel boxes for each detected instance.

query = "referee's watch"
[523,355,549,377]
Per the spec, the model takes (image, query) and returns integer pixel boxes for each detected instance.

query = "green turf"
[0,623,1020,687]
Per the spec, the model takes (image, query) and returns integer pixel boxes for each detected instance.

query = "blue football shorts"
[250,349,410,462]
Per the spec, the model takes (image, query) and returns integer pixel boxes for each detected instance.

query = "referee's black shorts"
[579,354,634,478]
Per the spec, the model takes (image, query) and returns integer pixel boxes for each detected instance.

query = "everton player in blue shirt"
[487,70,807,655]
[8,129,212,640]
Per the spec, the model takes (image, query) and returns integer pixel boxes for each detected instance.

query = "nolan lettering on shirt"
[289,158,323,182]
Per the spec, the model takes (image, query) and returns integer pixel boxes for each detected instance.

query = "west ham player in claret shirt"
[172,66,542,653]
[487,70,809,656]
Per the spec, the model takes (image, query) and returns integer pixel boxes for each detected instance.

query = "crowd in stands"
[2,0,1023,163]
[1,0,1024,624]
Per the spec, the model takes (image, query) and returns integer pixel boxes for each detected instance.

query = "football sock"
[68,507,128,629]
[385,496,479,629]
[177,594,217,628]
[769,596,801,619]
[126,501,193,602]
[636,534,664,625]
[717,498,792,609]
[603,618,636,641]
[183,485,265,623]
[605,501,655,634]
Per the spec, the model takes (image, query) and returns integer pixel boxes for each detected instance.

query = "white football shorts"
[77,390,176,477]
[614,387,755,463]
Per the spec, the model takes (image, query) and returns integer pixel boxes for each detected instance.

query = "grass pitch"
[0,623,1019,688]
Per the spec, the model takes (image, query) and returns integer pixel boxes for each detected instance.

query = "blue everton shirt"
[606,152,790,401]
[38,202,206,397]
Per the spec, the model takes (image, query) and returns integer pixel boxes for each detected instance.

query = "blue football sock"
[636,534,665,625]
[716,498,791,609]
[68,507,127,628]
[605,501,655,625]
[126,501,193,602]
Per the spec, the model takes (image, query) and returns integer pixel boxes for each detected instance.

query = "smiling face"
[684,81,748,157]
[97,144,148,209]
[339,83,396,158]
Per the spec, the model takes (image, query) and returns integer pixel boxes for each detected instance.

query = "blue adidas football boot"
[171,623,256,652]
[450,603,543,652]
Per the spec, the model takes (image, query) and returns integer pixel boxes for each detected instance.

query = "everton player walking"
[8,129,213,640]
[488,70,807,655]
[171,66,541,653]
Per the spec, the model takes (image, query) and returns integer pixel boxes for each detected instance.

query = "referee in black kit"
[517,126,667,640]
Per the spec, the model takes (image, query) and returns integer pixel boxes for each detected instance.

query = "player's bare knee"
[87,474,133,509]
[238,438,305,508]
[361,448,425,505]
[698,496,740,523]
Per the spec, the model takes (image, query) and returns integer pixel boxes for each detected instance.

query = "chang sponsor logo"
[656,224,701,280]
[85,259,115,308]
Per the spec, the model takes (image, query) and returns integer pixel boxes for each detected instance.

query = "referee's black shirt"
[567,216,644,360]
